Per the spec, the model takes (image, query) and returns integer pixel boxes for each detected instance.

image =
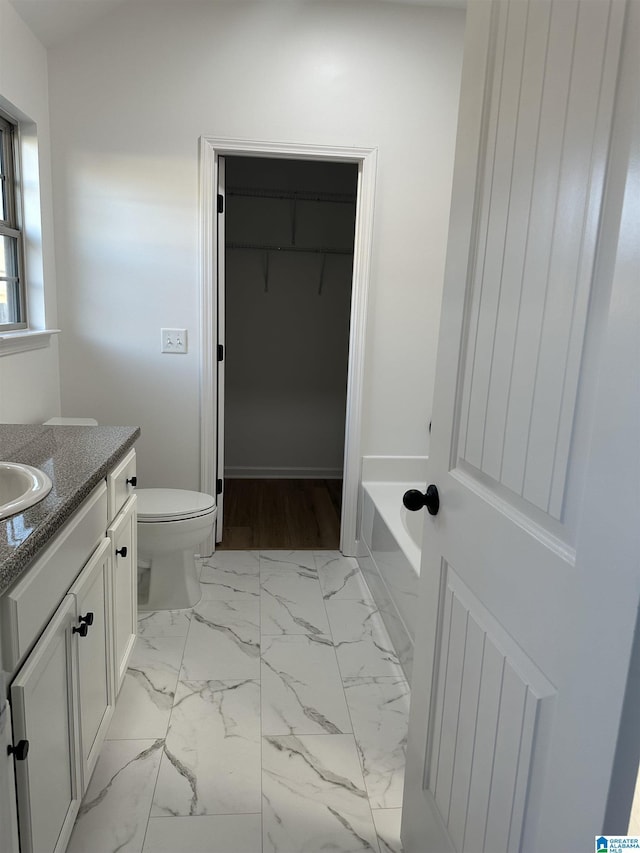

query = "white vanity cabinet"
[10,537,115,853]
[1,445,138,853]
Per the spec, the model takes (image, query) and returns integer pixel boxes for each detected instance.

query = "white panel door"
[403,1,639,851]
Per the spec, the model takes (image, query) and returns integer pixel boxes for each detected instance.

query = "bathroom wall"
[47,1,465,490]
[224,157,356,478]
[0,0,60,422]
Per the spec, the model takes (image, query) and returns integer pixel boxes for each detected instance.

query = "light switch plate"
[161,328,188,354]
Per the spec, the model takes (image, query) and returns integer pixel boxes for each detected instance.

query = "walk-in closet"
[218,156,358,549]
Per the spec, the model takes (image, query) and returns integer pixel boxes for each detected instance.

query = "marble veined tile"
[372,809,404,853]
[315,551,374,603]
[260,556,330,636]
[378,606,414,683]
[180,598,260,679]
[356,560,414,680]
[200,553,260,602]
[262,733,380,853]
[325,600,403,678]
[152,679,261,817]
[343,677,410,809]
[261,633,352,735]
[138,609,191,638]
[107,637,185,740]
[206,550,260,572]
[142,814,262,853]
[67,738,164,853]
[260,551,317,572]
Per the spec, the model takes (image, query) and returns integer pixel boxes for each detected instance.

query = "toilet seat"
[137,488,216,523]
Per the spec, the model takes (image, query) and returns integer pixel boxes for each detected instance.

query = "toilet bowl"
[136,488,216,611]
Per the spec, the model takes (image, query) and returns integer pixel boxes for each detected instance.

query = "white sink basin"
[0,462,53,520]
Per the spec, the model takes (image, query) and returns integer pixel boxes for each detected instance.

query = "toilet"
[44,417,216,612]
[136,488,216,611]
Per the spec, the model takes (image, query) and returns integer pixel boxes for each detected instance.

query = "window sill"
[0,329,60,357]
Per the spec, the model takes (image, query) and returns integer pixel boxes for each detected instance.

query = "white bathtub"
[357,457,427,681]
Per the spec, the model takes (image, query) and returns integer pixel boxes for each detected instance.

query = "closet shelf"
[226,242,353,256]
[226,186,356,204]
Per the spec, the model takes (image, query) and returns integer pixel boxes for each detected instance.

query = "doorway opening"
[219,156,357,549]
[198,138,377,557]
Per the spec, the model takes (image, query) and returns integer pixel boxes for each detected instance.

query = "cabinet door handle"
[7,739,29,761]
[116,546,128,558]
[126,476,137,487]
[73,623,89,637]
[79,612,94,626]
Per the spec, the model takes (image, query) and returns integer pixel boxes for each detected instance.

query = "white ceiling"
[10,0,464,49]
[10,0,128,47]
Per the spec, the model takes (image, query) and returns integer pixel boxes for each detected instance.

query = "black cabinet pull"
[126,476,137,487]
[73,623,89,637]
[7,739,29,761]
[79,612,94,626]
[116,546,128,558]
[403,484,440,516]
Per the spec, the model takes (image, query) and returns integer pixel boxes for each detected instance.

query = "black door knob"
[7,739,29,760]
[73,622,89,637]
[79,612,94,626]
[126,476,137,487]
[116,546,128,558]
[402,484,440,516]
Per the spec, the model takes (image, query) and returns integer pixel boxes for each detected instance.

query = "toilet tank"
[44,418,98,426]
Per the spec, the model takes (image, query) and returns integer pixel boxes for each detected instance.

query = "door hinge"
[216,478,223,495]
[217,344,224,362]
[217,194,224,214]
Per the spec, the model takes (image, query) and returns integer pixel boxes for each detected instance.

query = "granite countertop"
[0,424,140,595]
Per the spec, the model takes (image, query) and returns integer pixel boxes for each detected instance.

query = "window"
[0,115,26,330]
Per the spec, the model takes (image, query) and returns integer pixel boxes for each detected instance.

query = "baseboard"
[224,466,343,479]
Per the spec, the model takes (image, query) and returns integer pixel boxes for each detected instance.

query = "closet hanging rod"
[226,242,353,256]
[226,186,357,204]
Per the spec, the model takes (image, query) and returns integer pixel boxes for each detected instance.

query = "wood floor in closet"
[218,478,342,550]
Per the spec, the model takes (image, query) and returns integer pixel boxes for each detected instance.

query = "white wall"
[47,1,464,490]
[0,0,60,422]
[225,157,355,477]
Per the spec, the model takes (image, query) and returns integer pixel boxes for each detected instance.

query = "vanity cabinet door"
[10,595,81,853]
[69,537,114,790]
[0,690,20,853]
[107,494,137,693]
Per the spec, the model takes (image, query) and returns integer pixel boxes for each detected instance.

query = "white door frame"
[198,136,377,556]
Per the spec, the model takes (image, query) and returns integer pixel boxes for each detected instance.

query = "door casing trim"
[198,136,378,556]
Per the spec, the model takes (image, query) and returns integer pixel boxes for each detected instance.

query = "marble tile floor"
[67,550,408,853]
